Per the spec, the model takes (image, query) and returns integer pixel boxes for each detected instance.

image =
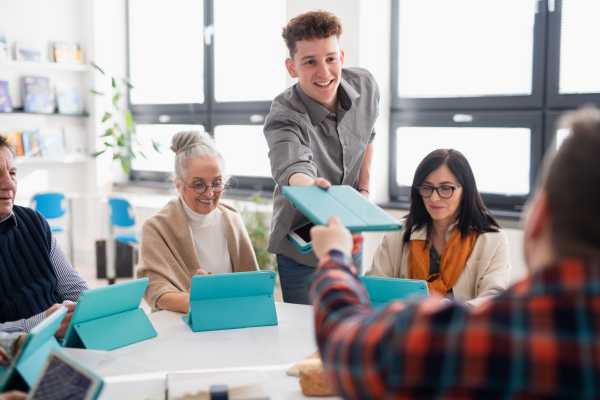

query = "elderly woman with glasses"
[366,149,511,306]
[136,131,259,312]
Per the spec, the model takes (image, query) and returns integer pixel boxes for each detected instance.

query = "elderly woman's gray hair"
[170,131,225,179]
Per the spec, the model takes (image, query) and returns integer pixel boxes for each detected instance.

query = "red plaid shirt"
[310,250,600,400]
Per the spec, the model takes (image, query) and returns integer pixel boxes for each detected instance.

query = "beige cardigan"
[136,198,259,310]
[367,221,511,307]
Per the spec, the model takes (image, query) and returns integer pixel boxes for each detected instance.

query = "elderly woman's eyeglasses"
[180,178,227,195]
[417,184,461,199]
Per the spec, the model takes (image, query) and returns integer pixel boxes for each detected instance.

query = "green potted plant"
[90,62,159,174]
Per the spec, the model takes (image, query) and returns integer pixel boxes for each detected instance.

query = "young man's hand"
[310,216,353,259]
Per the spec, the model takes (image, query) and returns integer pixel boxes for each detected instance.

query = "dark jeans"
[277,248,364,305]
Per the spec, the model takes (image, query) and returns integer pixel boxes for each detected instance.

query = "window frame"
[126,0,276,193]
[545,0,600,108]
[390,0,548,111]
[389,0,600,215]
[388,111,543,217]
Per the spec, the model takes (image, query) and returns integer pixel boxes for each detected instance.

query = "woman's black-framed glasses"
[417,184,462,199]
[179,178,227,195]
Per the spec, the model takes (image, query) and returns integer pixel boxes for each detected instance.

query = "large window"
[126,0,287,192]
[390,0,600,216]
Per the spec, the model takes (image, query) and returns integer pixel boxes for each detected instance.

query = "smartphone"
[287,222,315,253]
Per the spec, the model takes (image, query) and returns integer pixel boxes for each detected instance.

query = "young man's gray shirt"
[263,67,380,267]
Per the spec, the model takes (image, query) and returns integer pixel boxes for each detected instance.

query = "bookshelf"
[0,60,89,72]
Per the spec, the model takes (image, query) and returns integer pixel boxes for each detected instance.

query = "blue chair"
[108,197,141,245]
[30,192,74,263]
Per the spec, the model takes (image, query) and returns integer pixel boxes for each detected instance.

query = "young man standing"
[309,106,600,399]
[264,10,379,304]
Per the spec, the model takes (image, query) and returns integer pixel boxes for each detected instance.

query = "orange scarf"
[408,228,478,295]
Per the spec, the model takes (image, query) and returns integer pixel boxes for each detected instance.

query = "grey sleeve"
[263,116,318,187]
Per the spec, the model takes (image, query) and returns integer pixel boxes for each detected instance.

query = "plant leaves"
[112,92,120,106]
[101,128,114,137]
[101,112,112,123]
[111,77,116,88]
[119,155,131,174]
[121,78,134,89]
[89,89,104,96]
[103,141,114,148]
[91,62,105,75]
[151,140,162,153]
[91,150,106,157]
[139,150,147,159]
[125,110,133,129]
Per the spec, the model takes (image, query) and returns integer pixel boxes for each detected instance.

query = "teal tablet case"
[282,185,402,232]
[358,276,429,307]
[62,278,157,351]
[184,270,278,332]
[0,307,67,392]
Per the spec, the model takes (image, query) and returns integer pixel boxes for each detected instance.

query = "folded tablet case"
[184,270,278,332]
[358,276,429,306]
[62,278,157,351]
[0,307,67,392]
[282,185,402,232]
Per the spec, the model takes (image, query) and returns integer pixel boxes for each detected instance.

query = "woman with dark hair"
[367,149,511,306]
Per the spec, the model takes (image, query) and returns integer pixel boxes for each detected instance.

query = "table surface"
[68,302,339,400]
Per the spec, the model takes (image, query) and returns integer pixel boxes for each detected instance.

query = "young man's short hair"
[545,105,600,260]
[282,10,343,58]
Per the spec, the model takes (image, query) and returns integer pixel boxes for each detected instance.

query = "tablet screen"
[293,222,314,243]
[28,351,99,400]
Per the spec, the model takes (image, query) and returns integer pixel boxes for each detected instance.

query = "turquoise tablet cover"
[184,270,278,332]
[358,276,429,307]
[62,278,157,351]
[0,307,67,391]
[282,185,402,232]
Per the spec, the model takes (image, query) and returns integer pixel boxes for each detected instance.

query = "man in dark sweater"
[0,135,88,337]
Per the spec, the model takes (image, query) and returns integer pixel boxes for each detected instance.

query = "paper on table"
[167,370,269,400]
[62,347,112,370]
[175,319,252,340]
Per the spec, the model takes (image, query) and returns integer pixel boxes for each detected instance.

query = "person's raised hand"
[196,269,213,275]
[310,216,353,260]
[312,177,331,190]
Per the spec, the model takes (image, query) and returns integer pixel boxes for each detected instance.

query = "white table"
[73,302,339,400]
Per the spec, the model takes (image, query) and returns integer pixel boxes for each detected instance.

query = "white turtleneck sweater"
[180,197,233,274]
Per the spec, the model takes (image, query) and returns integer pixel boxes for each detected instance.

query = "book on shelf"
[0,80,12,112]
[22,76,55,114]
[1,130,24,157]
[51,41,83,63]
[55,82,83,115]
[14,43,42,62]
[0,30,10,60]
[38,127,66,158]
[21,130,42,158]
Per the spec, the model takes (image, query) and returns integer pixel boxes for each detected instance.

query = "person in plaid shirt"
[309,105,600,400]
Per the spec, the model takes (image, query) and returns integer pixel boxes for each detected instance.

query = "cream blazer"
[367,222,511,307]
[136,197,259,310]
